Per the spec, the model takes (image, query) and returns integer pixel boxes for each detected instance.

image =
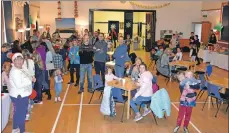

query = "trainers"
[68,82,73,84]
[184,127,189,133]
[78,90,84,94]
[74,83,79,87]
[55,97,57,102]
[35,101,43,105]
[134,115,143,122]
[88,89,94,93]
[142,109,151,117]
[58,97,62,102]
[173,126,180,133]
[11,128,20,133]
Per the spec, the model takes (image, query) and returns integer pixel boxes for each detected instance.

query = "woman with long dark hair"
[12,40,22,53]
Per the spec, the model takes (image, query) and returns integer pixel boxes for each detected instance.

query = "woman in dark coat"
[21,36,33,53]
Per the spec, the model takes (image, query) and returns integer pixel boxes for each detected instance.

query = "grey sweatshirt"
[94,40,108,62]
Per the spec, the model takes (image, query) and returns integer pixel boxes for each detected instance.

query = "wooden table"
[169,61,196,81]
[169,61,196,71]
[107,78,139,120]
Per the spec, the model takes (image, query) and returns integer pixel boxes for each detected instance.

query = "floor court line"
[76,92,84,133]
[171,103,202,133]
[51,84,70,133]
[63,102,214,106]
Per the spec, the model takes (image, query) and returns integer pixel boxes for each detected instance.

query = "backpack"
[152,83,159,93]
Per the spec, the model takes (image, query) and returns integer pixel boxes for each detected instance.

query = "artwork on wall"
[160,30,173,39]
[55,18,75,33]
[15,14,23,31]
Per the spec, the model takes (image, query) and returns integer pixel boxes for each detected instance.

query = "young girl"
[174,72,200,133]
[105,67,119,87]
[1,62,11,93]
[54,69,63,102]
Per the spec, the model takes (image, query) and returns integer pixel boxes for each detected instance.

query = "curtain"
[124,12,133,39]
[3,1,14,43]
[108,21,119,34]
[24,2,30,40]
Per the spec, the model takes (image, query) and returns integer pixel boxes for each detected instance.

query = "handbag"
[46,62,55,70]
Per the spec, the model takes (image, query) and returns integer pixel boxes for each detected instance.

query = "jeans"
[114,65,125,78]
[55,83,62,97]
[62,60,67,73]
[130,96,151,113]
[10,95,29,132]
[70,64,80,84]
[176,105,193,127]
[80,64,93,91]
[94,61,105,84]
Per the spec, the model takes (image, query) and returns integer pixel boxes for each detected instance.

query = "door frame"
[89,9,156,40]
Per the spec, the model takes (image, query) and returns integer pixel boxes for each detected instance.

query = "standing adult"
[94,33,108,85]
[109,28,117,48]
[194,35,201,65]
[113,36,130,78]
[78,35,94,94]
[209,34,217,44]
[68,38,80,86]
[21,36,33,53]
[31,30,39,42]
[90,31,99,46]
[9,53,36,133]
[189,32,195,42]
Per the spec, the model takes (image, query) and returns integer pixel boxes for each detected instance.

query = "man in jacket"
[78,35,94,94]
[68,38,80,86]
[130,63,153,122]
[113,36,130,78]
[93,33,108,85]
[90,31,99,45]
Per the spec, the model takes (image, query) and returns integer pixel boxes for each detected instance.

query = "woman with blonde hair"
[32,52,47,104]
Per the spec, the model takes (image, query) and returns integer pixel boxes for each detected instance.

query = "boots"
[46,89,52,100]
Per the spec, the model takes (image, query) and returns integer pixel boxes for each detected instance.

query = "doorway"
[89,9,156,52]
[192,22,202,41]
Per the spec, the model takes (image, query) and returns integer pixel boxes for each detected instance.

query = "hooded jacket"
[134,71,153,98]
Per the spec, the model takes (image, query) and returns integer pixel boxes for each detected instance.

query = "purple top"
[36,45,46,69]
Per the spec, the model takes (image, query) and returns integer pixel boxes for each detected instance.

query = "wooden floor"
[3,49,229,133]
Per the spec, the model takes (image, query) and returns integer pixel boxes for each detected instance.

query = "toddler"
[54,69,63,102]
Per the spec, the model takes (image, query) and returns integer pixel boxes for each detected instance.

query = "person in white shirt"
[130,63,153,122]
[9,53,36,133]
[173,47,183,61]
[22,49,35,77]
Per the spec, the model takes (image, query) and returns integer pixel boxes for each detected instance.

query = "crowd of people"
[2,28,214,133]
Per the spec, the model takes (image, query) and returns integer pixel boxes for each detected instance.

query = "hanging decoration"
[129,1,170,9]
[74,0,78,18]
[57,1,62,20]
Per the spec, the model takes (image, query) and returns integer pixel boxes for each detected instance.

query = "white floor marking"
[64,103,100,106]
[51,84,70,133]
[76,92,84,133]
[171,103,202,133]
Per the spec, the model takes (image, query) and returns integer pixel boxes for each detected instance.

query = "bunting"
[74,0,78,18]
[129,2,170,9]
[57,1,61,20]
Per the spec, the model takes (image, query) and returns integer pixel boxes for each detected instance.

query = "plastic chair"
[202,82,229,117]
[111,88,128,122]
[196,74,208,99]
[88,74,104,104]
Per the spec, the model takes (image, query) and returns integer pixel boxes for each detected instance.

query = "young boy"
[60,45,68,74]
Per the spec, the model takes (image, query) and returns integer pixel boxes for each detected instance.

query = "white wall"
[40,1,202,40]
